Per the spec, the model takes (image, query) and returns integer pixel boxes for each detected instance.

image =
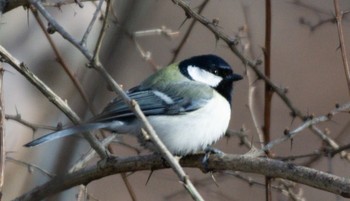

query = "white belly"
[146,92,231,155]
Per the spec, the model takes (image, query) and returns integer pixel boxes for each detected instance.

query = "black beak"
[231,73,243,82]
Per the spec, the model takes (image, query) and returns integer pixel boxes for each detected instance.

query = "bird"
[24,54,243,156]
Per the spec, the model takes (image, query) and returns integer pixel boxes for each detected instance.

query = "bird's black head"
[179,54,243,103]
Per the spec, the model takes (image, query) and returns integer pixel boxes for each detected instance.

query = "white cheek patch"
[187,65,222,87]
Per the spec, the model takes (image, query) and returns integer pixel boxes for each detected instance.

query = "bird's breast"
[146,91,231,155]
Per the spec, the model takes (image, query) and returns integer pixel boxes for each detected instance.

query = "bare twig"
[130,36,159,70]
[239,2,264,149]
[0,63,4,200]
[333,0,350,95]
[0,45,108,159]
[12,154,350,201]
[2,0,96,13]
[92,0,110,62]
[6,156,55,178]
[170,0,210,63]
[258,102,350,156]
[30,0,93,60]
[263,1,273,199]
[226,128,253,150]
[171,0,345,155]
[263,0,272,148]
[130,26,180,70]
[69,135,116,173]
[5,114,58,132]
[81,0,104,47]
[79,1,139,199]
[132,26,180,39]
[30,7,97,114]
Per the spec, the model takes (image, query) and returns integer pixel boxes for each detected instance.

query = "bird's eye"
[212,69,219,75]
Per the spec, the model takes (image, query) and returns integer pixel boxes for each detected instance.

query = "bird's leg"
[202,146,224,172]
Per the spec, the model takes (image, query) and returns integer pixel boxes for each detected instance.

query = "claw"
[202,146,224,172]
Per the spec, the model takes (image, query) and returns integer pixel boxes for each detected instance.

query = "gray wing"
[24,84,211,147]
[91,87,209,123]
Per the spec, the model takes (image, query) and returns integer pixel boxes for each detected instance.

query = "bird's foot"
[202,146,224,172]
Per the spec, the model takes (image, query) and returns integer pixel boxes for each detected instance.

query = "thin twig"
[263,0,272,148]
[92,0,111,62]
[263,2,272,199]
[5,114,58,131]
[239,2,264,149]
[258,102,350,156]
[0,63,4,201]
[69,135,116,173]
[80,1,139,199]
[6,156,55,178]
[81,0,104,47]
[131,26,180,70]
[169,0,210,63]
[333,0,350,95]
[30,7,97,114]
[171,0,345,156]
[30,0,93,59]
[0,45,108,159]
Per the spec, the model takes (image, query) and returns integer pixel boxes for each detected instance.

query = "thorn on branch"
[74,0,84,8]
[47,22,56,34]
[284,128,290,136]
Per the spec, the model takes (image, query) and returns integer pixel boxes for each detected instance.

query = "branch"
[169,0,210,63]
[30,7,97,115]
[263,1,273,199]
[2,0,96,14]
[333,0,350,95]
[28,1,204,199]
[171,0,345,154]
[6,157,54,178]
[257,102,350,156]
[5,114,58,132]
[0,45,108,159]
[12,154,350,201]
[0,63,4,200]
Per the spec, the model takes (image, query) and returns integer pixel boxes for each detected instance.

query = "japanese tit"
[25,55,243,155]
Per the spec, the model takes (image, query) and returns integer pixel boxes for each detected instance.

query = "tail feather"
[24,123,109,147]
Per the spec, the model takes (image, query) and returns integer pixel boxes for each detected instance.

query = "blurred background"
[1,0,350,200]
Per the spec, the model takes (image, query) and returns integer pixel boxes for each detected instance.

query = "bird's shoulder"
[93,65,214,122]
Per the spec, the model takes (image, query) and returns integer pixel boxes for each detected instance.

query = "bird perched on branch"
[24,55,243,155]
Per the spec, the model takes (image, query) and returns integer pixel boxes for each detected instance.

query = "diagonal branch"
[0,45,108,159]
[171,0,344,154]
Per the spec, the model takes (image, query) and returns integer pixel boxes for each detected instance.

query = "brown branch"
[333,0,350,95]
[6,156,55,178]
[2,0,96,14]
[263,0,272,148]
[12,153,350,201]
[5,114,58,132]
[257,102,350,156]
[169,0,210,63]
[0,63,4,201]
[30,7,97,115]
[0,45,108,159]
[171,0,345,155]
[263,1,272,200]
